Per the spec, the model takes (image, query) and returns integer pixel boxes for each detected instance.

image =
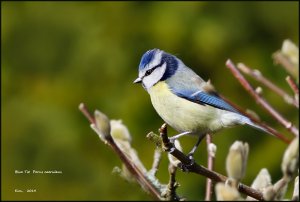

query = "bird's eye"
[145,68,154,76]
[144,61,164,77]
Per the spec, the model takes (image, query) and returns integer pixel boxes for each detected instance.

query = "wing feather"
[173,87,239,114]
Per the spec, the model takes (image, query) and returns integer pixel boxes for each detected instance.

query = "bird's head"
[134,49,179,90]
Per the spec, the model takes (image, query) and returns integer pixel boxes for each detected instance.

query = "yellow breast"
[148,81,221,134]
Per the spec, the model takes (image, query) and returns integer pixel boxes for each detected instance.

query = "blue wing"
[174,89,240,114]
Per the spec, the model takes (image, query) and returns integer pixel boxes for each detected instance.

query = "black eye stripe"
[144,61,164,77]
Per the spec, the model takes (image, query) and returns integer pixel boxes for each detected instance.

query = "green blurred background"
[2,1,299,200]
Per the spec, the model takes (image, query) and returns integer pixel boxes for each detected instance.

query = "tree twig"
[205,134,215,201]
[79,103,95,124]
[226,59,299,137]
[79,103,162,200]
[165,163,181,201]
[237,63,298,108]
[149,148,162,176]
[286,76,299,97]
[159,123,264,201]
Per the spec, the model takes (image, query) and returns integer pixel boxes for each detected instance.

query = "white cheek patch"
[143,63,166,90]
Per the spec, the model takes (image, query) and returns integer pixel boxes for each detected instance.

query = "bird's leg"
[187,134,206,160]
[169,131,192,143]
[168,131,206,172]
[177,134,207,172]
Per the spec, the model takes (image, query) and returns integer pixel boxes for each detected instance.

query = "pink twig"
[226,59,299,137]
[79,103,161,200]
[205,134,215,201]
[237,63,298,108]
[286,76,299,96]
[79,103,95,124]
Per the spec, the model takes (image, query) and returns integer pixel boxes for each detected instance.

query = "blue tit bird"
[133,49,269,158]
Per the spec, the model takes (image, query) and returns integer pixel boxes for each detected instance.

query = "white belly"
[148,82,223,134]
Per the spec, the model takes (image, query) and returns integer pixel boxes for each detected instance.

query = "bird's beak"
[133,77,142,84]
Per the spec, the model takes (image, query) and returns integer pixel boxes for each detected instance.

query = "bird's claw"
[178,154,195,172]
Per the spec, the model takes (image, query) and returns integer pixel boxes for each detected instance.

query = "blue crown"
[139,49,159,70]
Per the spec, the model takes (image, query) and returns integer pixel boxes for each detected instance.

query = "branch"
[149,148,162,176]
[79,103,161,200]
[79,103,95,124]
[286,76,299,98]
[165,163,181,201]
[159,123,264,201]
[237,63,298,108]
[147,131,183,200]
[205,134,215,201]
[226,59,299,137]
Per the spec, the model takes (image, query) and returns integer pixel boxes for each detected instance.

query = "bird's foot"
[178,154,195,172]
